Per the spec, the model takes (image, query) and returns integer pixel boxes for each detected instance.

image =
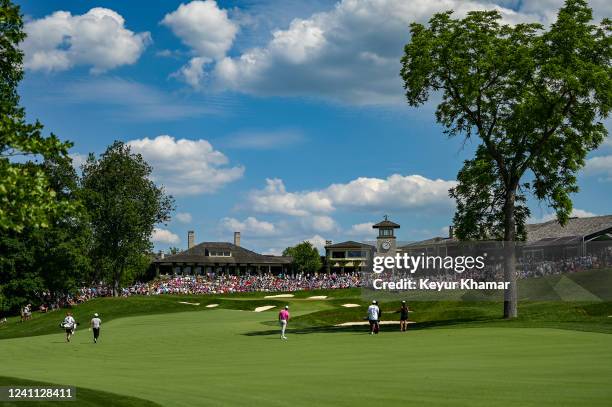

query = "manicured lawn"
[1,270,611,406]
[1,308,611,406]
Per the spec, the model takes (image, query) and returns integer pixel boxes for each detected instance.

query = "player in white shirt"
[90,313,102,343]
[367,300,380,335]
[61,312,76,342]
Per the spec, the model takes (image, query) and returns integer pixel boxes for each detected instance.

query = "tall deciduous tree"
[0,0,73,233]
[82,141,174,295]
[283,242,322,275]
[0,156,90,313]
[401,0,611,317]
[35,157,92,295]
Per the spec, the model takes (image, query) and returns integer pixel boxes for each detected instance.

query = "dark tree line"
[0,0,174,314]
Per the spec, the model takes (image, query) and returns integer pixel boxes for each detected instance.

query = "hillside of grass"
[2,311,611,407]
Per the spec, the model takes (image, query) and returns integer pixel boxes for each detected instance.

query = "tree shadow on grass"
[242,317,501,337]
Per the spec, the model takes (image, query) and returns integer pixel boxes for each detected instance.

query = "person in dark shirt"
[399,301,409,332]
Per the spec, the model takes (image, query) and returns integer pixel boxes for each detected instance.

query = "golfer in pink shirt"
[279,305,290,340]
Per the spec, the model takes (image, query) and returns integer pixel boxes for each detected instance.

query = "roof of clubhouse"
[156,242,292,265]
[324,240,375,249]
[400,215,612,249]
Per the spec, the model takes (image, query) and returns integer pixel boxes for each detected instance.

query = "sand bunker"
[342,304,360,308]
[178,301,200,306]
[254,305,276,312]
[307,296,328,300]
[264,294,295,298]
[206,304,219,308]
[335,321,416,327]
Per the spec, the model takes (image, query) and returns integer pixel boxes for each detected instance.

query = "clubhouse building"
[155,215,612,276]
[154,231,292,276]
[324,214,612,272]
[398,215,612,260]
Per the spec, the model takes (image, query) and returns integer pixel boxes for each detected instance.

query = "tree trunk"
[503,189,518,319]
[113,278,119,297]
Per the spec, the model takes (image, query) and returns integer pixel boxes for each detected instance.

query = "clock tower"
[373,215,400,256]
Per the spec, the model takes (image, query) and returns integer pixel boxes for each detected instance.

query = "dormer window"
[208,250,231,257]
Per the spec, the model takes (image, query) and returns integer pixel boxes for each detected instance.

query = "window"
[208,250,231,257]
[331,251,346,259]
[380,229,393,237]
[347,250,365,258]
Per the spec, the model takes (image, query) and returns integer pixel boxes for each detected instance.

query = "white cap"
[94,313,99,317]
[372,300,377,304]
[285,305,289,309]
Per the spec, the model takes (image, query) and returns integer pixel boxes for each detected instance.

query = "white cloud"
[202,0,612,104]
[303,215,338,233]
[152,228,180,244]
[175,212,193,223]
[208,0,548,104]
[530,208,598,223]
[347,222,375,237]
[506,0,612,24]
[584,155,612,181]
[249,175,456,216]
[249,178,333,216]
[23,8,150,73]
[220,216,277,236]
[306,234,327,253]
[162,1,238,60]
[127,135,244,195]
[261,234,326,255]
[171,57,209,88]
[162,1,238,86]
[69,152,88,171]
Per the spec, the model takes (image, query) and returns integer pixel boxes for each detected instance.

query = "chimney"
[188,230,195,249]
[234,231,241,247]
[448,226,454,239]
[159,250,165,260]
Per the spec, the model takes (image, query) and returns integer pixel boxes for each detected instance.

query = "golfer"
[90,313,102,343]
[279,305,290,340]
[400,301,409,332]
[367,300,380,335]
[62,312,76,342]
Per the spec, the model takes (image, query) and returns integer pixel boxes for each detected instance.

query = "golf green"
[1,308,611,406]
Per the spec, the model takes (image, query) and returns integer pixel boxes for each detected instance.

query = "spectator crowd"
[74,272,362,300]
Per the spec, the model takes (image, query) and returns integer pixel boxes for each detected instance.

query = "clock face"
[382,240,391,250]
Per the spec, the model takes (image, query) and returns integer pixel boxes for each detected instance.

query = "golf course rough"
[1,299,611,407]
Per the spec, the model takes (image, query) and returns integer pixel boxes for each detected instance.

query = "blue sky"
[17,0,612,254]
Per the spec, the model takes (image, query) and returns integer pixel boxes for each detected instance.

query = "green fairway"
[1,270,611,406]
[1,306,611,407]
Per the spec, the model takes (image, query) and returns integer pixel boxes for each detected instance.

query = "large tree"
[0,0,73,233]
[283,242,322,275]
[0,156,90,314]
[34,157,92,295]
[82,142,174,295]
[401,0,611,317]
